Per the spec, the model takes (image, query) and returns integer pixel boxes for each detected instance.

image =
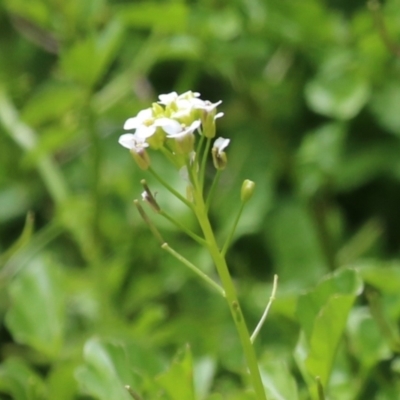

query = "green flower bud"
[241,179,255,203]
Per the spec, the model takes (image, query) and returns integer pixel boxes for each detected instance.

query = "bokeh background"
[1,0,400,399]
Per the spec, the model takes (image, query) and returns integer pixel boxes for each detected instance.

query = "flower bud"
[202,111,217,138]
[211,137,230,170]
[241,179,255,203]
[130,148,151,170]
[212,147,227,170]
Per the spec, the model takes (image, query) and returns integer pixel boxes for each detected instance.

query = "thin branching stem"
[200,137,212,189]
[162,243,225,297]
[251,275,278,343]
[148,167,194,210]
[221,203,245,257]
[159,210,207,246]
[134,200,165,244]
[205,170,222,211]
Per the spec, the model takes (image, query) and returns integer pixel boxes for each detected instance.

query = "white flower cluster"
[118,91,229,169]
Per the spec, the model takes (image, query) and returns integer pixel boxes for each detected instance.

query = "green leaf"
[47,362,79,400]
[21,82,84,126]
[60,19,124,87]
[305,294,356,384]
[114,3,188,33]
[5,256,65,359]
[156,345,196,400]
[347,307,391,370]
[295,269,363,391]
[75,338,134,400]
[296,123,347,196]
[260,359,299,400]
[370,81,400,136]
[0,357,47,400]
[305,52,370,120]
[297,269,362,340]
[356,260,400,294]
[264,199,328,286]
[193,357,216,400]
[0,211,34,268]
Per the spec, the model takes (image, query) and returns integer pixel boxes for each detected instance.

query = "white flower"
[194,99,222,112]
[123,108,158,139]
[213,137,230,154]
[118,133,149,151]
[119,133,151,169]
[158,91,200,106]
[157,118,201,138]
[158,92,179,106]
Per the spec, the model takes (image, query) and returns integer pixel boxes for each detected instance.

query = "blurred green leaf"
[21,82,84,126]
[60,19,124,88]
[347,306,391,370]
[305,52,370,120]
[297,268,362,340]
[3,0,50,27]
[305,294,358,384]
[193,356,216,400]
[357,260,400,294]
[156,345,196,400]
[370,80,400,136]
[0,357,47,400]
[0,211,34,267]
[114,2,188,33]
[296,122,347,196]
[47,362,79,400]
[75,338,134,400]
[336,142,400,191]
[260,359,298,400]
[264,199,328,285]
[296,269,363,390]
[0,185,32,224]
[5,256,65,359]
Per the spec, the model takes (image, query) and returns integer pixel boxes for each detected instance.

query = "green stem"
[221,203,245,257]
[159,210,207,246]
[193,192,267,400]
[148,167,194,210]
[316,376,325,400]
[200,137,212,189]
[162,243,225,297]
[205,170,222,211]
[134,200,165,244]
[251,275,278,343]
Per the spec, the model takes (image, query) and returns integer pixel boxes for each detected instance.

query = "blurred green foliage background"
[1,0,400,399]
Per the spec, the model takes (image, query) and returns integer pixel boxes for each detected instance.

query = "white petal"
[123,117,141,130]
[135,125,156,139]
[118,133,137,149]
[123,108,153,130]
[214,112,224,120]
[157,118,182,135]
[213,137,230,153]
[118,133,148,151]
[169,120,201,138]
[189,119,201,131]
[158,92,178,105]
